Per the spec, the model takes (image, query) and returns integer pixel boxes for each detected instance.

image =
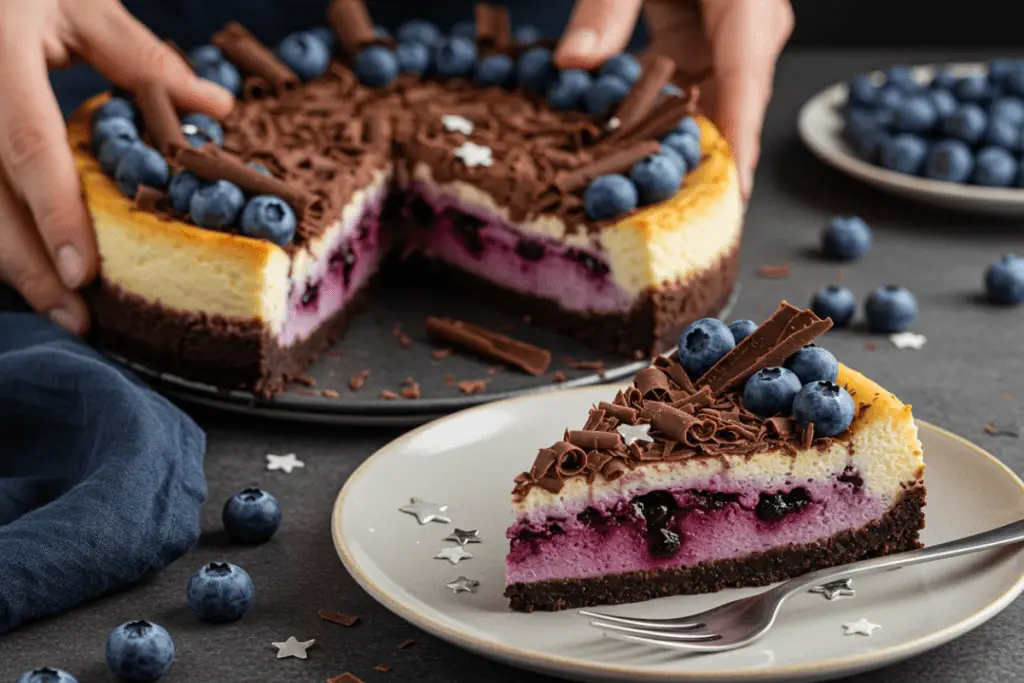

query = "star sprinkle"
[441,114,474,135]
[444,528,482,546]
[445,576,480,594]
[266,453,304,473]
[889,332,927,350]
[809,578,855,601]
[454,141,493,167]
[617,423,653,446]
[272,636,316,659]
[435,546,474,565]
[842,618,881,636]
[399,497,451,524]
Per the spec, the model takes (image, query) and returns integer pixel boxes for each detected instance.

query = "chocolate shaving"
[455,379,489,394]
[211,23,299,93]
[135,82,186,155]
[670,386,713,410]
[802,422,815,450]
[654,353,695,393]
[598,401,637,423]
[766,416,794,438]
[552,441,587,476]
[431,348,453,360]
[174,146,313,214]
[398,639,415,649]
[554,140,661,192]
[425,316,551,375]
[612,55,676,132]
[758,263,792,279]
[601,458,627,481]
[327,674,364,683]
[641,402,699,443]
[374,665,392,673]
[633,366,671,401]
[583,408,605,431]
[134,185,164,211]
[567,430,622,451]
[322,389,341,399]
[318,609,360,627]
[328,0,377,54]
[475,3,512,53]
[530,447,557,480]
[612,93,695,146]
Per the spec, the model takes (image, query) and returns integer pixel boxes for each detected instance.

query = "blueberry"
[930,69,958,90]
[583,174,638,221]
[115,146,169,198]
[397,19,441,46]
[223,487,282,543]
[181,112,224,147]
[785,346,839,385]
[658,145,687,175]
[188,45,223,70]
[985,116,1020,149]
[865,285,918,333]
[374,25,391,40]
[811,285,857,327]
[92,97,135,125]
[822,215,872,261]
[973,146,1016,187]
[583,74,631,115]
[793,381,856,437]
[599,53,642,85]
[240,195,297,246]
[874,86,905,110]
[988,59,1023,85]
[728,319,757,343]
[98,138,142,176]
[925,139,974,183]
[984,254,1024,304]
[196,60,242,96]
[673,116,701,140]
[844,119,890,162]
[167,171,203,214]
[276,31,331,81]
[450,21,476,39]
[309,26,336,52]
[189,180,244,229]
[355,46,399,88]
[186,562,255,622]
[518,47,558,93]
[105,621,174,682]
[892,95,937,133]
[92,116,139,154]
[514,25,541,45]
[1004,69,1024,97]
[16,668,78,683]
[846,74,878,108]
[475,54,516,87]
[954,74,992,103]
[743,367,802,418]
[661,132,701,169]
[547,69,592,110]
[944,103,988,144]
[991,96,1024,125]
[885,66,920,92]
[434,36,477,79]
[880,133,928,175]
[927,88,957,117]
[396,42,431,76]
[678,318,735,378]
[629,154,683,204]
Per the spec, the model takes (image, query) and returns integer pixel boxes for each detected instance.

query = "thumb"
[556,0,644,70]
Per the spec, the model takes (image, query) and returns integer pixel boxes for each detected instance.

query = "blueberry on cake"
[505,302,926,611]
[71,1,742,396]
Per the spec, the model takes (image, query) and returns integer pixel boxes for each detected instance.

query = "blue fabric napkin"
[0,312,207,633]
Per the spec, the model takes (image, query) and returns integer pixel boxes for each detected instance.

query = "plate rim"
[331,385,1024,681]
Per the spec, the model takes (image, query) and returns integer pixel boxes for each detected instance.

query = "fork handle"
[777,517,1024,601]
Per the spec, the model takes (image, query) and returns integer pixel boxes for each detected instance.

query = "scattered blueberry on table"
[985,254,1024,304]
[105,621,175,682]
[187,562,255,623]
[15,668,77,683]
[743,367,802,417]
[822,215,873,261]
[223,487,283,543]
[793,381,857,437]
[678,318,735,378]
[811,285,857,327]
[865,285,918,333]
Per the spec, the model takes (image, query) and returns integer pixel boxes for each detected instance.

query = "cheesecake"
[504,302,926,611]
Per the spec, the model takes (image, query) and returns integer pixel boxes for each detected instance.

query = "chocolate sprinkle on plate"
[321,389,341,399]
[317,609,360,627]
[456,379,489,395]
[431,348,453,360]
[426,316,552,375]
[373,664,392,672]
[398,639,415,649]
[327,674,365,683]
[757,263,792,279]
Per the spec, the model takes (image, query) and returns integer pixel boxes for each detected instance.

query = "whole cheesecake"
[71,2,743,396]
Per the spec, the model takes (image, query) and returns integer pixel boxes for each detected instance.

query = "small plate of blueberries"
[799,61,1024,216]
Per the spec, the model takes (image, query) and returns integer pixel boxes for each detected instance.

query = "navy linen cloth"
[0,312,207,633]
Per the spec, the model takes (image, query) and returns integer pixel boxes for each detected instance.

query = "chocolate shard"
[598,401,637,424]
[174,146,313,214]
[536,475,565,494]
[567,430,623,451]
[134,185,165,211]
[425,316,551,375]
[530,447,557,480]
[329,0,377,55]
[475,3,512,53]
[554,140,661,192]
[671,386,713,410]
[212,22,299,93]
[633,366,671,401]
[583,408,605,431]
[613,94,695,146]
[612,55,676,132]
[653,353,695,393]
[135,82,186,155]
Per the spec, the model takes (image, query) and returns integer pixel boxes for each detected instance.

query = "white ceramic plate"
[332,385,1024,683]
[798,62,1024,217]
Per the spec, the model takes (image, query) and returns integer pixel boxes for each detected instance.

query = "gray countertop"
[3,50,1023,682]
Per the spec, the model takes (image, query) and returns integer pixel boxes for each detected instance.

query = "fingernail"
[195,78,234,107]
[561,28,600,58]
[56,245,84,288]
[49,307,81,333]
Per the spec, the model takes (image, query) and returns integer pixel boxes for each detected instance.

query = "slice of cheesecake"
[504,302,926,612]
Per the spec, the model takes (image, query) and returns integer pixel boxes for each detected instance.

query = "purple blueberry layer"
[399,181,637,314]
[506,473,891,584]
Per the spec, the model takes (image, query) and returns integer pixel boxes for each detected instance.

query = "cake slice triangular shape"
[505,302,926,612]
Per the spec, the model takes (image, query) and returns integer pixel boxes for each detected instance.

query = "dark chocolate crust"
[504,486,926,612]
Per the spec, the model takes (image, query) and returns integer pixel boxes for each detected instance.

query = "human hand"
[555,0,794,199]
[0,0,233,333]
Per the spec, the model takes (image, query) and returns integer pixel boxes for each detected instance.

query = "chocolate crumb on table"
[553,371,567,383]
[327,674,364,683]
[431,348,453,360]
[398,639,415,649]
[865,342,877,351]
[391,322,402,337]
[400,381,421,399]
[321,389,341,399]
[455,379,489,395]
[294,375,317,387]
[373,664,392,672]
[443,374,456,385]
[984,421,1021,437]
[757,263,792,279]
[349,369,371,391]
[398,332,411,348]
[317,609,360,627]
[380,389,400,400]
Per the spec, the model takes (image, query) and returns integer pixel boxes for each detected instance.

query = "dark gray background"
[4,50,1024,682]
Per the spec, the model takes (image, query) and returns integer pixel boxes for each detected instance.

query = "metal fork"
[581,517,1024,653]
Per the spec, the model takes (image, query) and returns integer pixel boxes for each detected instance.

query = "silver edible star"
[435,546,474,565]
[441,114,474,135]
[399,497,451,525]
[445,576,480,594]
[454,141,493,167]
[809,578,855,601]
[890,332,927,350]
[266,453,304,473]
[272,636,316,659]
[180,123,200,136]
[842,618,881,636]
[444,528,482,546]
[617,423,653,446]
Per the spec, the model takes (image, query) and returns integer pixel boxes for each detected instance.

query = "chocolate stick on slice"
[611,55,676,132]
[554,140,661,192]
[212,22,299,92]
[475,3,512,53]
[135,82,187,155]
[614,95,695,146]
[328,0,377,55]
[175,146,313,214]
[425,316,551,375]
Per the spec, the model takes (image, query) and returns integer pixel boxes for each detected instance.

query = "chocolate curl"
[552,441,587,477]
[328,0,377,55]
[475,3,512,53]
[598,401,636,424]
[175,146,313,214]
[802,422,815,450]
[212,22,299,93]
[653,353,695,393]
[601,458,628,481]
[554,140,661,192]
[641,402,700,444]
[612,55,676,132]
[135,82,186,155]
[530,447,558,480]
[567,430,623,451]
[671,386,713,410]
[613,94,694,146]
[425,317,551,375]
[633,367,671,401]
[583,408,605,431]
